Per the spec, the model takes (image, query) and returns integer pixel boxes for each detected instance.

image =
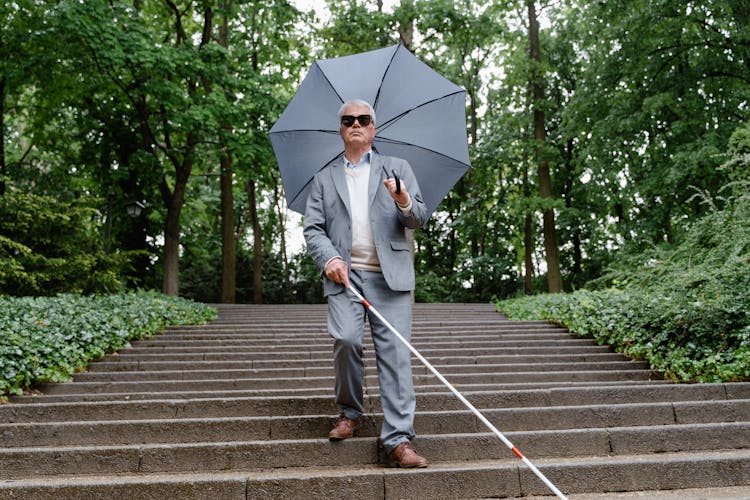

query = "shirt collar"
[344,150,372,170]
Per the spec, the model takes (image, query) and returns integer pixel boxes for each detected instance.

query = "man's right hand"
[324,257,350,288]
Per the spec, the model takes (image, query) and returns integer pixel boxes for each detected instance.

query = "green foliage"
[3,0,749,304]
[2,0,312,300]
[0,192,125,295]
[285,252,325,304]
[0,291,216,397]
[319,0,398,56]
[497,185,750,382]
[723,122,750,191]
[563,0,748,245]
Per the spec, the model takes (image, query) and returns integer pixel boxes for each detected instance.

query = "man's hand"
[383,177,410,207]
[324,257,350,288]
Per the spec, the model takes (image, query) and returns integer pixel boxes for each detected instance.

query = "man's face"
[339,103,376,149]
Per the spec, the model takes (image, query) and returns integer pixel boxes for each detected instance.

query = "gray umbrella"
[269,44,471,216]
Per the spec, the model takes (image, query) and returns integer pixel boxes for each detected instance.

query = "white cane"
[348,285,568,500]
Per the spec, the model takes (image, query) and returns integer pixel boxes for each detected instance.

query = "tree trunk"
[161,159,192,296]
[247,179,263,304]
[274,181,291,293]
[243,3,266,304]
[528,0,562,293]
[524,211,534,294]
[522,157,534,295]
[218,6,236,303]
[157,6,213,296]
[398,0,415,50]
[0,76,5,196]
[220,153,236,303]
[564,140,582,276]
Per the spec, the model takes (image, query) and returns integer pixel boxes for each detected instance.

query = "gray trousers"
[327,270,416,452]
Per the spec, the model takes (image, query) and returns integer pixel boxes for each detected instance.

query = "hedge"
[0,291,216,397]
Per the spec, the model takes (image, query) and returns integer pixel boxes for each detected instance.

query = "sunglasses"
[340,115,372,127]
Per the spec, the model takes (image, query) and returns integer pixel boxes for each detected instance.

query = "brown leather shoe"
[387,441,428,468]
[328,415,361,441]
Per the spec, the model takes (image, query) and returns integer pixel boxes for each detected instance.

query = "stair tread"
[3,449,750,483]
[4,303,749,497]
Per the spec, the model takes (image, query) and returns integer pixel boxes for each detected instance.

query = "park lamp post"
[124,200,145,218]
[105,197,145,255]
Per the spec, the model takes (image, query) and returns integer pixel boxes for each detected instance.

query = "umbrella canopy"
[269,44,471,216]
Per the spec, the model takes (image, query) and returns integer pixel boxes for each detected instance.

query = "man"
[303,99,429,468]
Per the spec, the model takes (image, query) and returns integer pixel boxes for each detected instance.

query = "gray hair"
[337,99,376,126]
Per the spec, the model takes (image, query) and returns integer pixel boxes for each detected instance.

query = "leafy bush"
[0,192,126,295]
[0,291,216,397]
[498,287,750,382]
[497,170,750,382]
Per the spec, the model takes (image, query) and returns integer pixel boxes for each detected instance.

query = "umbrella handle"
[391,169,401,195]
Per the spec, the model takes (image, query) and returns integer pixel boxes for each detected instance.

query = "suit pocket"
[390,240,410,251]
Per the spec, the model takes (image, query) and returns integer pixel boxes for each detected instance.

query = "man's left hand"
[383,178,410,206]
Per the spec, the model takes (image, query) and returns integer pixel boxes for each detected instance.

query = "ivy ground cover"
[0,291,216,397]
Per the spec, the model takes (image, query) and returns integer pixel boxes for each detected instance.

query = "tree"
[49,0,223,295]
[42,0,309,301]
[5,0,748,304]
[217,1,237,304]
[1,1,63,198]
[564,0,750,247]
[229,1,312,303]
[527,0,562,293]
[411,0,507,298]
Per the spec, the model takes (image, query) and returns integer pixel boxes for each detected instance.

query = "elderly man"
[303,99,429,468]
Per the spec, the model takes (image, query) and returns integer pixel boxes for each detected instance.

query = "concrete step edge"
[85,360,649,373]
[107,351,629,361]
[3,425,750,480]
[71,367,654,380]
[24,380,672,402]
[2,450,750,498]
[6,398,746,445]
[3,384,747,423]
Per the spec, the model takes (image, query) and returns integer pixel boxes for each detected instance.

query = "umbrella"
[269,44,471,216]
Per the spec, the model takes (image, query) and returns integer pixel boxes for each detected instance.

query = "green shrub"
[0,291,216,397]
[497,182,750,382]
[0,192,125,295]
[498,288,750,382]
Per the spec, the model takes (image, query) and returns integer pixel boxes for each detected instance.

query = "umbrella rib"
[372,45,401,111]
[315,60,347,105]
[288,150,345,208]
[269,129,340,136]
[377,89,467,133]
[374,136,471,168]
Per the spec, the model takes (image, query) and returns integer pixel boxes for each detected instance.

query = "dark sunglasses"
[340,114,372,127]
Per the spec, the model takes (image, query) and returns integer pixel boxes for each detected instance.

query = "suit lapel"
[331,157,352,219]
[369,153,385,209]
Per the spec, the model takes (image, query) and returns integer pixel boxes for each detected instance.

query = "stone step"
[154,326,572,336]
[2,450,750,499]
[103,350,629,362]
[67,367,652,384]
[3,422,749,480]
[3,383,747,423]
[2,400,748,448]
[533,486,750,499]
[128,337,590,349]
[29,379,668,399]
[132,332,576,344]
[84,359,648,373]
[100,345,622,360]
[4,302,747,498]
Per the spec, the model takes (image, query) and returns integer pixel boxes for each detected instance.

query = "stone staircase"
[1,302,750,499]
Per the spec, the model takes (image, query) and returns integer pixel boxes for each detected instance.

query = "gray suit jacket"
[303,152,429,297]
